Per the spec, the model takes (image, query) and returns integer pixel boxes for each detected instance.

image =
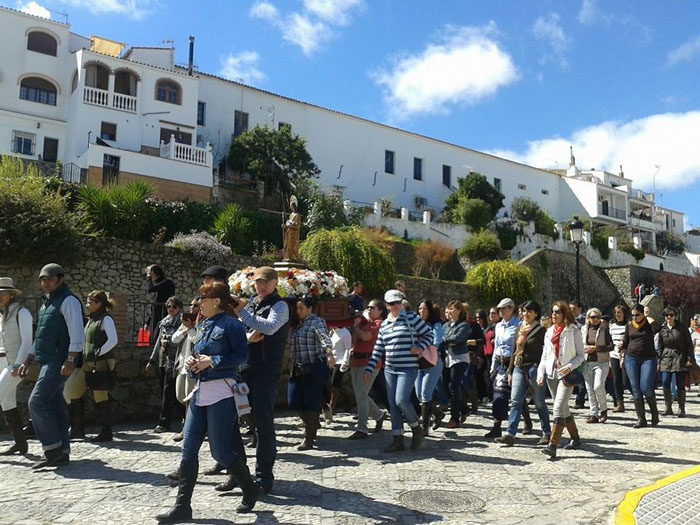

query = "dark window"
[197,101,206,126]
[19,77,57,105]
[27,31,57,56]
[84,64,109,90]
[100,122,117,141]
[160,128,192,145]
[156,80,181,104]
[518,183,526,190]
[442,164,451,187]
[541,189,549,195]
[385,150,395,174]
[233,110,249,137]
[278,121,291,132]
[114,71,138,96]
[102,154,120,185]
[42,138,58,162]
[413,157,422,181]
[494,177,502,192]
[11,131,35,155]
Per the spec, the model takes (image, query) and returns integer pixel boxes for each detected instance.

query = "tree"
[443,172,504,222]
[466,260,535,306]
[305,191,363,231]
[659,272,700,314]
[459,230,502,263]
[510,197,541,223]
[412,240,455,279]
[213,203,253,254]
[455,198,492,232]
[656,230,685,255]
[227,125,320,201]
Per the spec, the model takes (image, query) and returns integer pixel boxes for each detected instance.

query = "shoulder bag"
[85,350,116,391]
[407,314,438,369]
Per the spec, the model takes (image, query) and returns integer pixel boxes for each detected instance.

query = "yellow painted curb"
[614,464,700,524]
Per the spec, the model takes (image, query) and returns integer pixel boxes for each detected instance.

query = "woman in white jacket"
[537,300,585,459]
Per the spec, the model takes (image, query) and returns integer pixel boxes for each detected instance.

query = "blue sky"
[15,0,700,230]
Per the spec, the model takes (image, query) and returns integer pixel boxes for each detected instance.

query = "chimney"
[188,35,195,76]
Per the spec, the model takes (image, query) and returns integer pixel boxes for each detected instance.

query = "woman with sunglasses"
[156,282,258,523]
[364,290,432,452]
[537,301,585,459]
[581,308,613,424]
[621,304,659,428]
[658,306,695,417]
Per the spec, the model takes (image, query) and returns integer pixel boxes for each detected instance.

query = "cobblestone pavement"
[634,472,700,525]
[1,393,698,525]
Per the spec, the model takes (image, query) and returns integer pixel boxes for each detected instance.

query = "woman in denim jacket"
[156,282,259,524]
[441,301,471,428]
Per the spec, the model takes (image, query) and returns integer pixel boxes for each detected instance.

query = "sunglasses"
[387,301,401,306]
[633,313,644,317]
[166,305,179,309]
[551,310,562,315]
[589,316,600,320]
[368,305,377,310]
[664,313,676,317]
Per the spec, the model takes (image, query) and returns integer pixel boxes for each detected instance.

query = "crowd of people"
[1,266,699,523]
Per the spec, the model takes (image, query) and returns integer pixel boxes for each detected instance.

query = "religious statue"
[282,195,301,262]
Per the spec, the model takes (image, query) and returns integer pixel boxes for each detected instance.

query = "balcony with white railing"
[160,135,212,168]
[112,92,137,113]
[631,188,654,202]
[82,86,138,113]
[83,85,109,107]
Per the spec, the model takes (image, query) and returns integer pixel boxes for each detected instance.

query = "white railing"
[160,135,212,168]
[112,92,137,113]
[83,86,109,107]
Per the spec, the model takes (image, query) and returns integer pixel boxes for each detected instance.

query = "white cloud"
[59,0,154,20]
[488,111,700,191]
[667,35,700,66]
[219,51,265,84]
[373,23,519,120]
[302,0,362,26]
[577,0,650,42]
[533,13,569,54]
[17,1,51,18]
[578,0,608,25]
[249,1,279,21]
[249,0,363,55]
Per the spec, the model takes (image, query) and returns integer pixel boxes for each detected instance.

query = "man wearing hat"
[20,264,84,468]
[201,266,229,285]
[222,266,289,494]
[0,278,33,455]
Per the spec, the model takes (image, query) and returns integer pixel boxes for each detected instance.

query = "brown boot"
[662,389,673,416]
[677,389,686,417]
[563,416,581,449]
[297,412,319,451]
[613,401,625,413]
[541,418,565,459]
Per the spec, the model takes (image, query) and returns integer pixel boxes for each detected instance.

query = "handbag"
[562,364,585,387]
[84,350,116,391]
[418,345,438,369]
[689,362,700,384]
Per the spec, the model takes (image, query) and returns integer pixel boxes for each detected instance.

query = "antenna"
[161,39,174,48]
[47,8,68,23]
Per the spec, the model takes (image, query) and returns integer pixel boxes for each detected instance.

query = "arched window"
[70,70,78,93]
[155,79,181,104]
[114,70,138,96]
[27,31,57,56]
[20,77,57,105]
[84,63,110,90]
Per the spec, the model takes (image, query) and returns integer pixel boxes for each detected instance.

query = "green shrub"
[166,231,232,266]
[456,198,492,232]
[299,227,395,293]
[591,234,610,260]
[145,199,219,243]
[511,197,541,223]
[656,230,685,255]
[534,211,558,240]
[620,244,645,261]
[459,230,502,262]
[0,157,81,264]
[305,191,363,231]
[466,260,536,306]
[78,181,154,241]
[492,218,521,250]
[244,210,283,249]
[213,204,253,254]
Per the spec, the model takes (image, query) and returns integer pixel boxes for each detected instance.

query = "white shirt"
[29,295,85,356]
[330,327,352,362]
[95,315,118,357]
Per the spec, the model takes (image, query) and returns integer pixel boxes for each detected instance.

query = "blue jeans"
[384,366,419,435]
[415,359,443,403]
[288,359,331,413]
[506,365,551,437]
[624,355,658,400]
[447,362,468,422]
[29,362,70,456]
[661,371,686,390]
[241,367,281,490]
[182,396,243,467]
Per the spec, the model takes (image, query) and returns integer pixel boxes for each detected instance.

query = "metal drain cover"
[398,490,486,513]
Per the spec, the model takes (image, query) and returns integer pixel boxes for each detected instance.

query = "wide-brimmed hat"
[0,277,22,295]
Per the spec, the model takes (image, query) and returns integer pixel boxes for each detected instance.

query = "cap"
[252,266,279,281]
[39,263,64,278]
[200,266,229,282]
[496,297,515,309]
[384,289,404,303]
[0,277,22,295]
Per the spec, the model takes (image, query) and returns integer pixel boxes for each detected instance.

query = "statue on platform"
[282,195,301,262]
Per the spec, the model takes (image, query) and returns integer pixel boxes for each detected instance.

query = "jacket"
[658,323,695,372]
[193,312,249,382]
[442,321,470,356]
[34,283,76,364]
[538,323,585,382]
[508,322,546,374]
[581,323,613,363]
[241,291,289,372]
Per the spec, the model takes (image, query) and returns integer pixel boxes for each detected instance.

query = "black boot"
[297,412,319,451]
[662,388,673,415]
[522,399,533,434]
[1,409,28,455]
[68,398,85,440]
[420,403,432,436]
[215,472,238,492]
[484,420,502,438]
[633,399,647,428]
[22,419,35,438]
[410,424,424,451]
[677,389,686,417]
[156,460,197,523]
[229,457,261,513]
[91,400,113,442]
[432,404,445,430]
[647,396,659,427]
[383,435,405,453]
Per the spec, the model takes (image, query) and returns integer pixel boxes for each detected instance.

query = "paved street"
[1,393,698,525]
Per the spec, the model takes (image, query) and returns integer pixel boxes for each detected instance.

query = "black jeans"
[158,365,179,430]
[447,362,468,422]
[610,357,625,405]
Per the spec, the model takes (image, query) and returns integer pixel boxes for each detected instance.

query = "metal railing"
[598,203,626,220]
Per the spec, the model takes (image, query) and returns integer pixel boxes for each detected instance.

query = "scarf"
[515,322,536,357]
[551,324,564,363]
[632,316,647,331]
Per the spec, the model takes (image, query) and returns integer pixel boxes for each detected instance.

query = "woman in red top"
[347,299,388,439]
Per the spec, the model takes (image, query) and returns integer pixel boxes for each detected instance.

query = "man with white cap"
[19,263,84,468]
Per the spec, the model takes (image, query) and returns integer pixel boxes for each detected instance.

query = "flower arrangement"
[229,267,349,298]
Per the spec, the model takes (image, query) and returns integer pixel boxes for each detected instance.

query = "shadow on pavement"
[52,458,170,486]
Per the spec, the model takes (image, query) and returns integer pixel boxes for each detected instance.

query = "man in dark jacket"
[146,264,175,344]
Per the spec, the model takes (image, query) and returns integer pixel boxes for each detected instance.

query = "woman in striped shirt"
[608,305,628,413]
[364,290,432,453]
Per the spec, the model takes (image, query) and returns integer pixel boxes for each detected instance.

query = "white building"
[0,6,687,254]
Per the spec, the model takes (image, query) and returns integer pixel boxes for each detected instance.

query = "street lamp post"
[569,217,585,304]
